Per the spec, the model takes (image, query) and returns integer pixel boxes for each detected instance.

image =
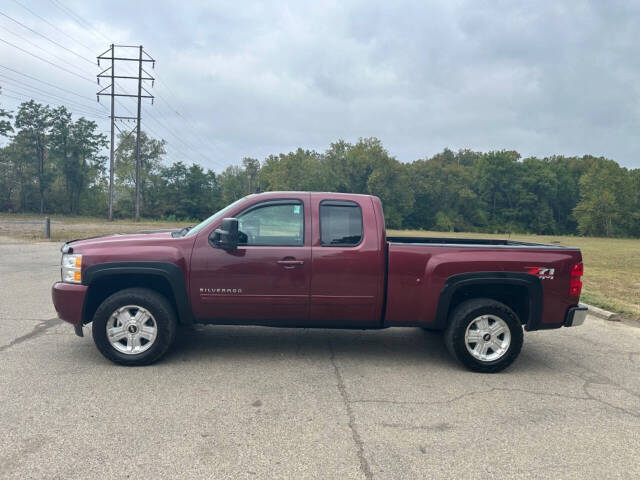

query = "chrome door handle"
[277,259,305,269]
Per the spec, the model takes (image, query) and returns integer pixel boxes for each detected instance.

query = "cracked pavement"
[1,238,639,479]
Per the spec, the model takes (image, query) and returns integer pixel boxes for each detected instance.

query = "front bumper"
[51,282,87,333]
[564,304,588,327]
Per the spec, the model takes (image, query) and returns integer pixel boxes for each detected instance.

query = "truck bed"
[384,237,582,330]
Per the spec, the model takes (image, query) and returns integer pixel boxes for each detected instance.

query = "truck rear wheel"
[444,298,523,373]
[91,288,177,366]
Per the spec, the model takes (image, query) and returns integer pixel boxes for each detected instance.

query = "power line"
[144,97,227,169]
[0,63,105,103]
[124,76,229,169]
[0,10,96,65]
[1,86,106,117]
[113,99,170,149]
[141,106,207,164]
[0,23,96,78]
[49,0,110,44]
[146,70,231,171]
[0,74,104,114]
[0,37,95,83]
[152,96,220,159]
[0,92,107,119]
[113,79,205,164]
[11,0,97,54]
[113,110,162,145]
[155,75,225,150]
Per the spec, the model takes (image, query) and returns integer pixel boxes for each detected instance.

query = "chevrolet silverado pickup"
[52,192,586,372]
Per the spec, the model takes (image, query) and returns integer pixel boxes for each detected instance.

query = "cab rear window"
[319,201,363,246]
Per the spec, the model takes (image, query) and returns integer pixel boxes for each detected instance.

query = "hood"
[64,230,175,251]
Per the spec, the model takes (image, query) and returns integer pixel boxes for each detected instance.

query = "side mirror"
[211,218,239,250]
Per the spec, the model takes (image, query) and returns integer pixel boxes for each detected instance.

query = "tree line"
[1,98,639,237]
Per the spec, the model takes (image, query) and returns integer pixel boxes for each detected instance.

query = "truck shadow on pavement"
[144,325,551,374]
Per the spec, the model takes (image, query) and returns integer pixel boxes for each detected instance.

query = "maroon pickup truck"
[52,192,586,372]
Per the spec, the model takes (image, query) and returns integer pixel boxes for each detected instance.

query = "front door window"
[238,202,304,246]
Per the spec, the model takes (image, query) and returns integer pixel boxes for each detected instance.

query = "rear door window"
[319,201,363,246]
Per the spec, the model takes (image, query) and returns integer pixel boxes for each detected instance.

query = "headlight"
[61,254,82,283]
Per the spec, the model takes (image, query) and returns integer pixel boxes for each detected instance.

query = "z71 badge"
[525,267,555,280]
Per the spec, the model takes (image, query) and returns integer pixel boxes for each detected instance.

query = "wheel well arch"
[434,272,542,331]
[81,262,192,325]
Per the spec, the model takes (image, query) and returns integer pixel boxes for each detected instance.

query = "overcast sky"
[1,0,639,169]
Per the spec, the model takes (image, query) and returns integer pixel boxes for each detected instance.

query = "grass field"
[0,214,637,319]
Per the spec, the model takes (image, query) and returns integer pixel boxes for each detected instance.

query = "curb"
[583,303,622,321]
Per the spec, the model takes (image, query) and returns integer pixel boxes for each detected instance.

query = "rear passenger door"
[310,196,385,326]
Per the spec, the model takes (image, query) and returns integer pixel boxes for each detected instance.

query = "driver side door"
[189,195,311,324]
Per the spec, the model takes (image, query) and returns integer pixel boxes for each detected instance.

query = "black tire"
[91,288,177,366]
[444,298,523,373]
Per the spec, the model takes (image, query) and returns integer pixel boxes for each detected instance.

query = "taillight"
[569,262,583,297]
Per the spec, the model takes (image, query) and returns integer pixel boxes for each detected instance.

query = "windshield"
[183,197,246,238]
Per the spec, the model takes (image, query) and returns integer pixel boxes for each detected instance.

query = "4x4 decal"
[525,267,555,280]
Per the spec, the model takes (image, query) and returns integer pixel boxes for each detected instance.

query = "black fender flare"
[433,272,543,331]
[82,261,193,324]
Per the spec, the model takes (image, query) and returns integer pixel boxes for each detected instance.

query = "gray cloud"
[1,0,639,169]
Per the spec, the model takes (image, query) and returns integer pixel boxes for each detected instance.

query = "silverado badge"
[200,287,243,295]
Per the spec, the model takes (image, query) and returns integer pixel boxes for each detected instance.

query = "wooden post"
[44,217,50,239]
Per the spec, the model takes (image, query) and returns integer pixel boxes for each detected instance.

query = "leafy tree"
[323,138,413,227]
[627,169,640,237]
[473,150,521,231]
[49,107,107,214]
[545,156,587,234]
[14,101,52,213]
[573,159,629,236]
[159,161,222,220]
[242,157,260,193]
[406,151,486,232]
[219,165,250,205]
[260,149,325,191]
[0,88,13,137]
[113,130,166,218]
[4,132,40,211]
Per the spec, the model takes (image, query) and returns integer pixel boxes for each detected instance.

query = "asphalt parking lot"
[1,238,639,479]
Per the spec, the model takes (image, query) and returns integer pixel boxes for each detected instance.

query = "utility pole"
[108,44,115,220]
[134,46,143,222]
[97,45,155,221]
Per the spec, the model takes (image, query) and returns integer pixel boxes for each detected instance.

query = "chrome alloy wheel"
[464,314,511,362]
[106,305,157,355]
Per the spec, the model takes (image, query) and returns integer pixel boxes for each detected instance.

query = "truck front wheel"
[444,298,523,373]
[91,288,177,366]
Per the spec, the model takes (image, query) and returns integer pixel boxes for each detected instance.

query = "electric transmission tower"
[97,45,155,221]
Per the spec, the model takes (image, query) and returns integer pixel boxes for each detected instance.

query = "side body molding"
[433,272,543,331]
[82,262,193,324]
